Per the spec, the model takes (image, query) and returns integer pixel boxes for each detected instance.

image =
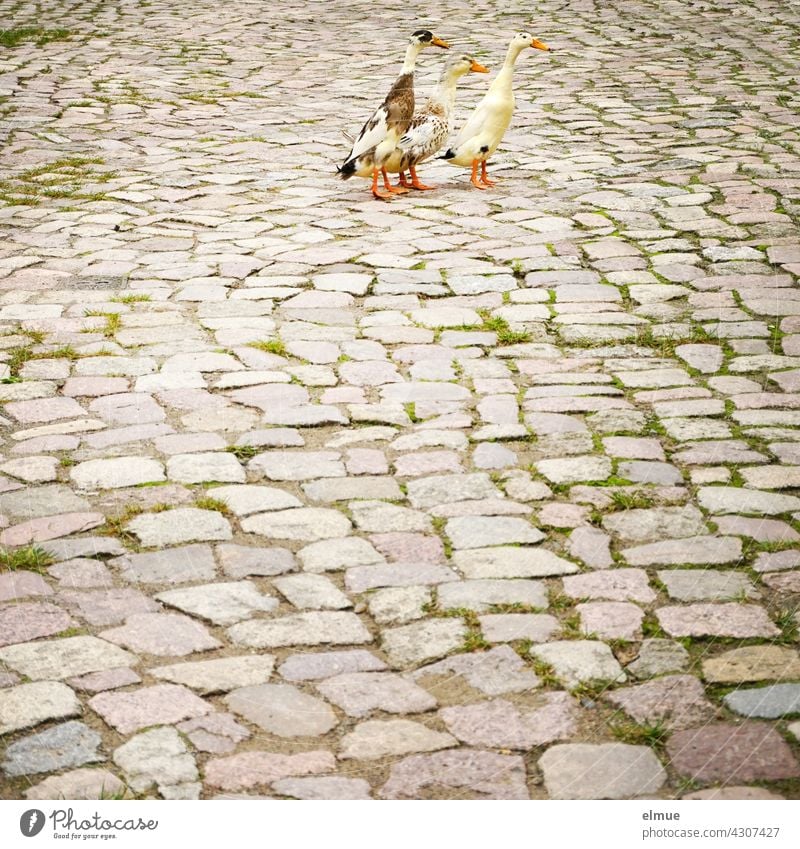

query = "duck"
[387,53,489,192]
[338,29,450,200]
[440,32,550,189]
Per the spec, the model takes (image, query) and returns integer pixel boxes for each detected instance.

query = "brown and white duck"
[338,29,450,199]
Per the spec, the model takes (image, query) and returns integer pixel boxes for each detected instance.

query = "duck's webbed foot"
[383,168,408,194]
[409,165,436,191]
[480,160,497,187]
[371,167,393,200]
[470,159,486,190]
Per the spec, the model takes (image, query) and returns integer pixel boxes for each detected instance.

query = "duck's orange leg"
[395,171,410,189]
[383,168,408,194]
[371,167,393,200]
[470,159,485,190]
[409,165,436,191]
[480,160,496,187]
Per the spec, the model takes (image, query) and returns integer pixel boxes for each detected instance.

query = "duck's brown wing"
[341,72,415,169]
[381,71,415,136]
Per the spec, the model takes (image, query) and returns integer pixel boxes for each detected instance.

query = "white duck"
[338,29,450,200]
[440,32,550,189]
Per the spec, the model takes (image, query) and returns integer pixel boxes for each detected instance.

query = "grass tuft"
[0,27,72,48]
[571,678,618,701]
[530,658,560,688]
[5,345,79,377]
[6,347,34,376]
[403,402,419,423]
[478,311,531,346]
[110,294,151,304]
[226,445,259,461]
[0,545,55,573]
[22,329,46,344]
[46,345,80,360]
[609,490,655,511]
[0,156,108,207]
[462,629,491,653]
[610,717,670,750]
[249,338,287,357]
[194,496,231,516]
[773,605,799,644]
[100,506,143,542]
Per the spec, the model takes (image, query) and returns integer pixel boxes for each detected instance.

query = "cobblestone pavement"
[1,0,799,801]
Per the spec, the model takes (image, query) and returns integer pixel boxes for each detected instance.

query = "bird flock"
[338,29,551,199]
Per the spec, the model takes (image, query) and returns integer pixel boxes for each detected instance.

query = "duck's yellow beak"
[470,60,490,73]
[530,38,550,51]
[431,36,450,49]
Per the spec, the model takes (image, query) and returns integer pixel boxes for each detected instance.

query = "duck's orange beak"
[531,38,550,51]
[431,36,450,49]
[470,60,490,73]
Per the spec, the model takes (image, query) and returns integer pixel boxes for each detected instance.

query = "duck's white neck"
[433,67,464,111]
[401,41,423,74]
[492,41,526,90]
[504,40,527,69]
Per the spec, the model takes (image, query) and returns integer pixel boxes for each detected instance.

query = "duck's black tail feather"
[337,158,356,179]
[438,149,456,161]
